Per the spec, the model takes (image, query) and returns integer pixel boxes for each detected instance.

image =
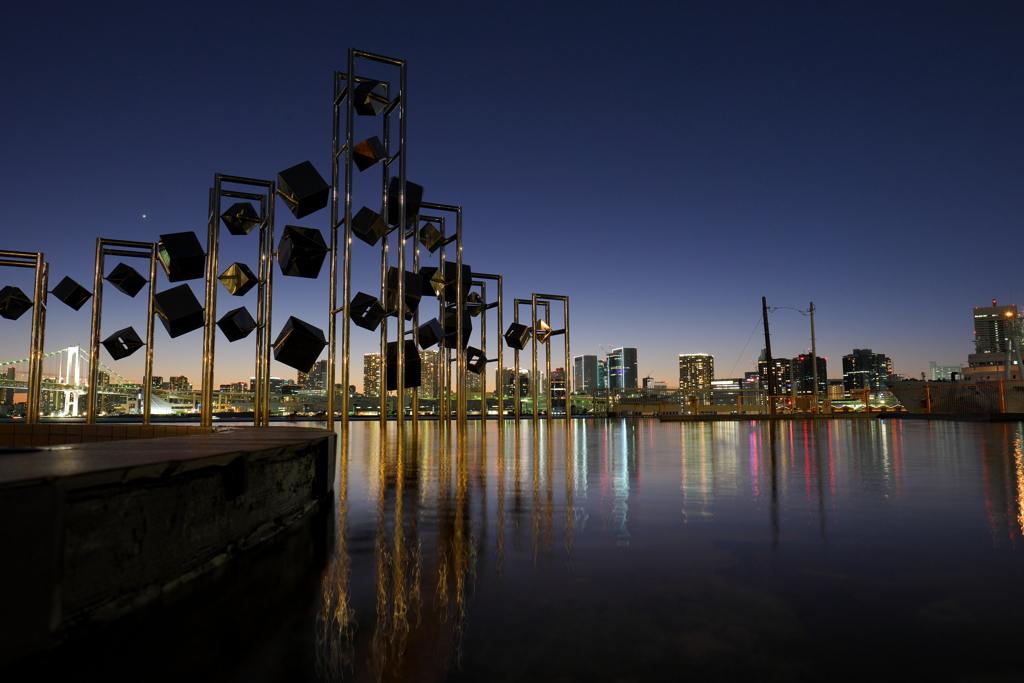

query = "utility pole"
[762,296,775,414]
[810,301,818,413]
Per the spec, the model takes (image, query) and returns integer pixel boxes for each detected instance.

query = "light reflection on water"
[318,418,1024,681]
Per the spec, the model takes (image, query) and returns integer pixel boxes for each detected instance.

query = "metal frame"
[0,251,47,422]
[418,202,465,426]
[533,294,571,420]
[330,49,408,431]
[86,239,157,424]
[471,272,503,422]
[201,175,275,427]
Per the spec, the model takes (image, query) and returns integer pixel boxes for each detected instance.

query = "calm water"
[17,418,1024,681]
[318,418,1024,682]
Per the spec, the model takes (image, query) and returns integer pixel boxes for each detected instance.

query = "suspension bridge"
[0,346,180,417]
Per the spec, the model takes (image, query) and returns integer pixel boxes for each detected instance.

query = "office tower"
[974,301,1018,354]
[573,355,599,394]
[169,375,191,392]
[419,350,439,399]
[597,359,607,392]
[758,355,793,396]
[678,353,714,404]
[607,347,638,390]
[792,354,827,396]
[151,375,163,390]
[296,369,309,387]
[842,349,891,392]
[550,367,566,410]
[497,367,530,397]
[364,353,381,397]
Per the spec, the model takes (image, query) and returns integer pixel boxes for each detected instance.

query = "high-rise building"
[573,355,599,394]
[678,354,714,404]
[169,375,191,392]
[419,350,439,398]
[597,359,607,392]
[758,355,793,396]
[550,368,567,411]
[842,349,891,392]
[151,375,163,390]
[607,348,638,390]
[363,354,381,397]
[497,367,530,398]
[974,301,1018,354]
[2,366,14,414]
[792,354,827,396]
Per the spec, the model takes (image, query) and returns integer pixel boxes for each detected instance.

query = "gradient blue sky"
[2,1,1022,388]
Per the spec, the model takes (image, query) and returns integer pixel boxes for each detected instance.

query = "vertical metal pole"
[455,208,465,426]
[497,276,504,427]
[396,59,408,429]
[201,184,218,427]
[762,296,775,414]
[27,255,46,422]
[809,301,818,414]
[142,244,157,425]
[87,239,104,423]
[258,185,275,426]
[531,295,539,421]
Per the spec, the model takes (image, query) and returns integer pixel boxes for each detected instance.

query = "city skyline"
[2,2,1022,389]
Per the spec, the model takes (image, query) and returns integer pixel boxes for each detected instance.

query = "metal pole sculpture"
[86,239,157,424]
[0,251,47,422]
[470,272,503,424]
[331,49,411,430]
[533,294,570,420]
[418,202,466,427]
[202,175,275,427]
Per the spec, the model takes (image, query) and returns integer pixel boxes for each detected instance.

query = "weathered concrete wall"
[0,426,335,668]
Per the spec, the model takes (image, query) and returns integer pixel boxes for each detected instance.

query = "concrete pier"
[0,423,336,668]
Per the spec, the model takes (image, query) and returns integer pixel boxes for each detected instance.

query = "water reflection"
[316,418,1024,681]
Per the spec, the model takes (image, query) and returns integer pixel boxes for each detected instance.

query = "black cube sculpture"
[51,276,92,311]
[218,262,258,296]
[278,161,329,219]
[419,222,443,253]
[352,206,387,247]
[504,323,532,350]
[386,340,421,391]
[277,225,328,278]
[386,268,422,320]
[467,346,488,374]
[442,262,472,305]
[0,286,33,320]
[386,177,423,226]
[102,326,144,360]
[217,306,257,342]
[353,79,388,116]
[418,266,445,298]
[154,284,204,338]
[417,318,444,349]
[273,316,326,373]
[105,262,147,298]
[443,307,473,350]
[350,292,386,331]
[466,292,485,317]
[221,202,262,236]
[157,232,206,282]
[353,136,386,171]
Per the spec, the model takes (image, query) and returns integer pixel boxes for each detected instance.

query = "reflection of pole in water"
[316,431,355,679]
[564,420,576,568]
[496,422,507,574]
[768,421,780,550]
[545,422,554,555]
[532,424,541,565]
